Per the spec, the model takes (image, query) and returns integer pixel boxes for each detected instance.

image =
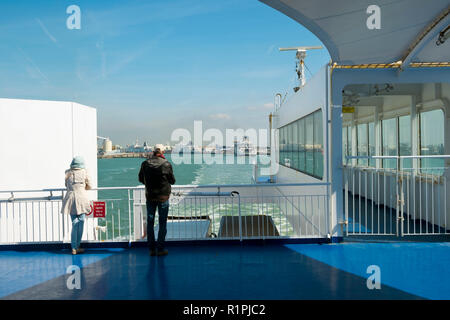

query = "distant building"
[103,138,112,153]
[125,138,150,153]
[143,141,152,152]
[155,143,171,152]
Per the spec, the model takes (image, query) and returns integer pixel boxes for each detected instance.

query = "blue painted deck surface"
[0,242,448,300]
[286,242,450,300]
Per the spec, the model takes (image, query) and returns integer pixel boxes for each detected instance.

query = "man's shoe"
[150,249,157,256]
[157,249,168,256]
[72,249,77,255]
[76,248,85,254]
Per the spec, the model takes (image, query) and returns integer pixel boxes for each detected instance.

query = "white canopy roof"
[260,0,450,65]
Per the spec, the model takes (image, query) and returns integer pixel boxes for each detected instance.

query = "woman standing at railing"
[61,156,92,255]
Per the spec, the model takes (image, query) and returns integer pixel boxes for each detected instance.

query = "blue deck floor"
[1,242,449,300]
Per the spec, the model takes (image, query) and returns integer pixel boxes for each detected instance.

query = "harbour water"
[98,154,267,187]
[96,155,275,240]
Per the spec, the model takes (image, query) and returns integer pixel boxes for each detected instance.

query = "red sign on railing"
[91,201,106,218]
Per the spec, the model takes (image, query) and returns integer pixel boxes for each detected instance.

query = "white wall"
[0,98,98,243]
[72,102,98,189]
[276,64,327,129]
[0,99,97,191]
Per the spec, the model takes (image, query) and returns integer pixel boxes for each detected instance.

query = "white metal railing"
[343,155,450,236]
[0,183,330,245]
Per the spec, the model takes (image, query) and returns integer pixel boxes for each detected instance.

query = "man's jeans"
[146,200,169,250]
[70,213,85,250]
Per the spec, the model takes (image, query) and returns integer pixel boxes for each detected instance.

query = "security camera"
[436,25,450,46]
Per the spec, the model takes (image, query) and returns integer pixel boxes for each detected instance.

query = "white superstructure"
[263,0,450,238]
[0,98,98,243]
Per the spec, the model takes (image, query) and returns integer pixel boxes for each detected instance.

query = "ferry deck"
[2,241,450,300]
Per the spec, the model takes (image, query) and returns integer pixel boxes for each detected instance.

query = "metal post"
[238,194,242,241]
[118,207,121,239]
[112,206,115,241]
[231,191,242,242]
[344,168,348,236]
[128,189,132,243]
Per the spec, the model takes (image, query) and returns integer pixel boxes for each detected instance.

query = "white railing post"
[128,188,132,244]
[231,191,242,242]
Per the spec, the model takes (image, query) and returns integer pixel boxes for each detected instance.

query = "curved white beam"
[260,0,450,65]
[400,6,450,71]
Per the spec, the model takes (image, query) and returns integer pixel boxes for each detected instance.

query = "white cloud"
[18,47,49,84]
[247,102,274,111]
[35,18,57,43]
[209,113,231,120]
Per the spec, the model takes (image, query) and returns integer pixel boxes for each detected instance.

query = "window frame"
[418,108,445,173]
[278,108,324,180]
[356,122,369,167]
[381,116,399,170]
[342,125,349,166]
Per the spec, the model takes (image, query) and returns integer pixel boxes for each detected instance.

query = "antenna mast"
[279,46,322,91]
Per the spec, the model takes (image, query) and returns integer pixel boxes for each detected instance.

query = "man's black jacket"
[138,155,176,202]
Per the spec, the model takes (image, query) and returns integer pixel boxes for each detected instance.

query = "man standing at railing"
[139,148,176,256]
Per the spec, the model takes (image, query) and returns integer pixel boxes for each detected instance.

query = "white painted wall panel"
[0,98,97,243]
[72,102,98,189]
[277,64,327,128]
[0,98,97,191]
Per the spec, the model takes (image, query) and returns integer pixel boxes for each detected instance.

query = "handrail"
[172,191,236,197]
[0,182,330,194]
[0,182,331,243]
[346,155,450,159]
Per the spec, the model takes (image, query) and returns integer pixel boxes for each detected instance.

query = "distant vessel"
[172,141,202,154]
[221,146,234,154]
[234,136,257,156]
[203,145,221,154]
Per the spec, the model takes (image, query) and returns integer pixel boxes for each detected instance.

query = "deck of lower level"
[1,240,450,300]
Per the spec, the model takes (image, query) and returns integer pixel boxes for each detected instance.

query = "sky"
[0,0,330,146]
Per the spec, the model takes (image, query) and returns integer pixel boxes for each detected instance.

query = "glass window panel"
[348,126,353,163]
[298,118,305,171]
[278,127,281,156]
[399,115,411,169]
[279,126,285,166]
[278,110,323,179]
[342,126,348,165]
[287,124,292,167]
[313,110,323,178]
[420,109,444,173]
[305,114,314,175]
[382,118,397,169]
[357,123,368,167]
[292,121,299,170]
[368,122,375,167]
[284,125,288,166]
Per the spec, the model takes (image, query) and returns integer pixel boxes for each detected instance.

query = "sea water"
[96,154,273,240]
[98,154,263,187]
